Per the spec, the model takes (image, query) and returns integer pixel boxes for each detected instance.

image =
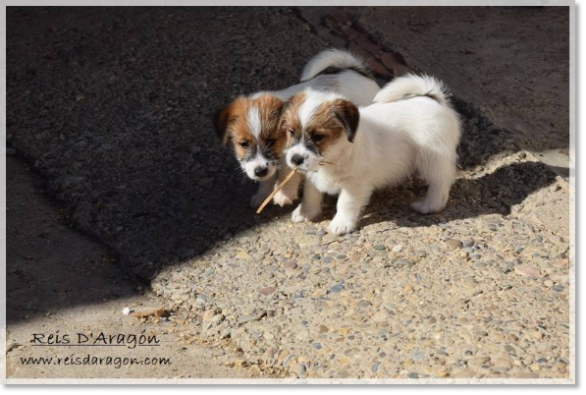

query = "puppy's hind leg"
[410,150,456,214]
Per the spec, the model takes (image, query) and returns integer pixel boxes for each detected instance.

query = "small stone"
[312,342,322,350]
[321,234,337,245]
[514,265,540,278]
[122,307,131,315]
[211,314,225,325]
[403,284,413,293]
[392,244,403,253]
[298,363,308,377]
[462,239,475,248]
[203,309,216,322]
[371,361,381,373]
[328,282,345,294]
[529,363,541,372]
[445,239,463,250]
[259,286,276,296]
[468,356,491,368]
[374,244,386,251]
[552,284,565,292]
[493,358,512,370]
[552,258,569,268]
[532,331,544,340]
[436,369,449,377]
[411,351,425,361]
[543,280,554,288]
[318,325,329,334]
[296,234,320,248]
[408,372,419,379]
[508,333,519,341]
[235,251,252,260]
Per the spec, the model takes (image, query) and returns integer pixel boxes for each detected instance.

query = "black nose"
[291,154,305,166]
[254,166,268,177]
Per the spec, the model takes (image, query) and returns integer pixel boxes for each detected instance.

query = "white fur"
[247,106,262,138]
[300,48,369,82]
[244,49,381,208]
[287,74,461,235]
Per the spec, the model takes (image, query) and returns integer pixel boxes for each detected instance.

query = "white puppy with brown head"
[280,73,461,235]
[213,49,380,209]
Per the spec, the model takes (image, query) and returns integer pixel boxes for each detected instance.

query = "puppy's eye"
[266,138,276,146]
[312,134,325,142]
[239,141,250,148]
[287,129,295,136]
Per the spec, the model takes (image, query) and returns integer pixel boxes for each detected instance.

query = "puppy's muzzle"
[291,154,306,167]
[254,166,269,177]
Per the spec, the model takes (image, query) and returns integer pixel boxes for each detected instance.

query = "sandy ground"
[6,6,571,380]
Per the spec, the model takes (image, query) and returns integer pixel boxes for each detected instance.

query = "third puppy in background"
[281,74,461,235]
[213,49,380,208]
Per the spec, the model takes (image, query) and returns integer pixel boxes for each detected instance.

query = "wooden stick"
[256,169,298,214]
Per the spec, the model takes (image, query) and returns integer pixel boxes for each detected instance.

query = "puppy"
[213,48,380,208]
[280,73,461,235]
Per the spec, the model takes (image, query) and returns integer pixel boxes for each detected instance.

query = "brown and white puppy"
[213,93,296,207]
[281,74,461,235]
[213,48,381,208]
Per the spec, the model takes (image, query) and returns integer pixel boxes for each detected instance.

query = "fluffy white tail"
[374,74,451,106]
[300,48,369,82]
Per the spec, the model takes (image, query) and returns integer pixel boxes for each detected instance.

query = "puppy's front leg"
[329,186,372,235]
[291,178,322,222]
[273,165,302,207]
[251,174,277,208]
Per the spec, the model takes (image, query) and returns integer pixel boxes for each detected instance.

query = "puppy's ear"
[332,99,360,143]
[213,104,233,147]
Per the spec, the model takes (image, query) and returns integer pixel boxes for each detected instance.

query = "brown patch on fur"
[279,92,306,146]
[281,93,360,155]
[213,94,286,161]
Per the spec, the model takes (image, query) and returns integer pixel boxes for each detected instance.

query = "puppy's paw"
[273,189,297,207]
[410,200,444,215]
[251,191,270,208]
[329,215,357,235]
[291,204,321,223]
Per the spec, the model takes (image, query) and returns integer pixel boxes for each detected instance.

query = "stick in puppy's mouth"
[255,161,333,214]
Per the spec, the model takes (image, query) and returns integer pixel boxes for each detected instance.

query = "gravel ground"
[7,7,571,379]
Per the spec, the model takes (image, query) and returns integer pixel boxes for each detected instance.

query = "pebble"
[235,251,252,260]
[259,286,276,296]
[392,244,403,253]
[296,234,320,248]
[493,358,512,370]
[411,351,425,361]
[328,282,345,294]
[514,265,540,278]
[321,234,337,245]
[552,285,565,292]
[543,279,554,288]
[468,356,491,368]
[408,372,419,379]
[462,239,475,248]
[298,363,308,377]
[445,239,463,250]
[532,331,544,340]
[374,244,386,251]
